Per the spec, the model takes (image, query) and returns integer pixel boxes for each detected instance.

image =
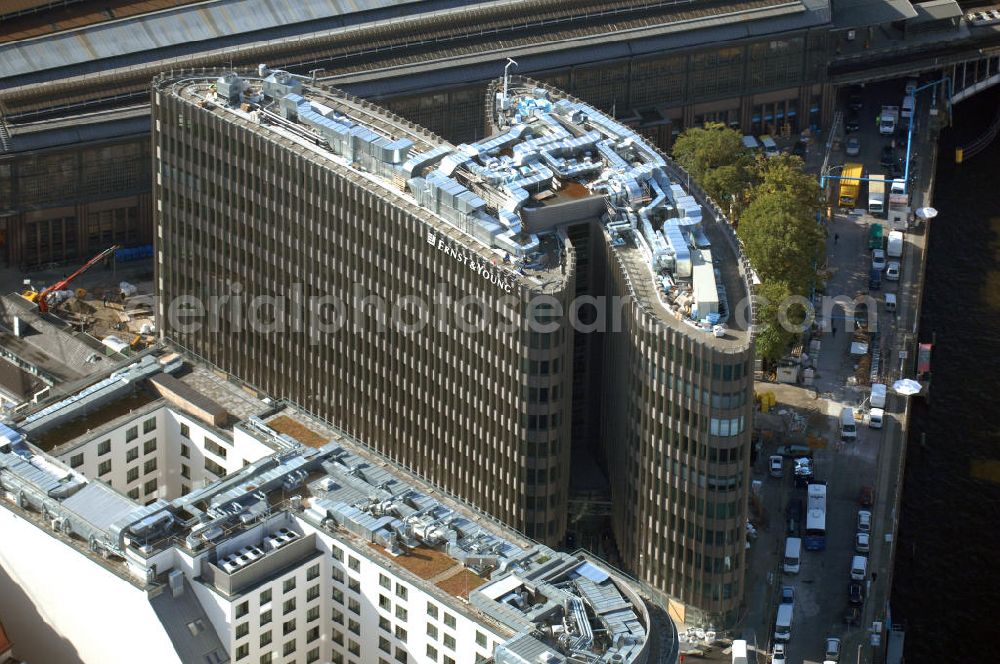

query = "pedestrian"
[834,233,839,244]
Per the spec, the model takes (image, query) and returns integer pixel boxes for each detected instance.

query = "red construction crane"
[25,245,119,313]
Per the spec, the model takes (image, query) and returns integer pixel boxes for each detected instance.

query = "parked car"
[880,144,895,167]
[872,248,886,271]
[856,532,871,553]
[845,112,860,133]
[869,267,882,291]
[886,261,900,281]
[772,642,787,664]
[845,136,861,156]
[858,510,872,533]
[848,88,864,111]
[844,606,861,626]
[860,485,874,508]
[826,637,842,662]
[770,455,784,478]
[792,140,807,158]
[782,586,795,604]
[776,444,813,458]
[849,581,865,605]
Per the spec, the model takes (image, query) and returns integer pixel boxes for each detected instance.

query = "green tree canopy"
[751,154,823,220]
[737,189,825,296]
[671,123,751,205]
[753,280,798,363]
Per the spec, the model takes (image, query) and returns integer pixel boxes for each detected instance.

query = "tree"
[751,154,822,220]
[737,189,825,296]
[753,279,809,363]
[671,123,751,206]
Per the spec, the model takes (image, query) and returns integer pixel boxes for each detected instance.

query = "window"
[180,423,190,439]
[307,564,320,581]
[259,610,271,626]
[306,584,320,602]
[331,607,344,625]
[143,417,156,434]
[348,556,360,572]
[348,619,360,636]
[394,626,407,642]
[181,464,190,479]
[443,614,455,629]
[394,647,407,663]
[259,654,271,664]
[283,598,296,615]
[181,484,189,495]
[283,578,296,593]
[395,606,407,621]
[235,643,249,660]
[97,439,111,456]
[70,453,84,468]
[126,447,138,462]
[180,442,190,458]
[144,458,157,474]
[205,458,225,477]
[143,479,157,495]
[282,640,295,657]
[443,634,455,650]
[126,467,139,483]
[379,616,391,632]
[260,631,272,647]
[379,636,391,654]
[443,657,455,664]
[332,567,345,583]
[306,626,319,643]
[348,640,360,656]
[331,545,343,561]
[332,629,344,645]
[235,622,249,639]
[205,437,227,459]
[427,603,439,620]
[260,589,272,605]
[306,606,319,623]
[476,632,487,648]
[379,573,391,590]
[427,624,438,640]
[143,439,157,455]
[127,488,139,499]
[379,595,391,611]
[98,460,111,476]
[126,426,138,442]
[306,647,320,663]
[348,578,360,593]
[332,588,344,604]
[348,598,360,615]
[283,619,295,636]
[426,645,438,661]
[395,583,407,601]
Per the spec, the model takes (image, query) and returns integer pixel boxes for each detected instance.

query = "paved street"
[739,79,938,663]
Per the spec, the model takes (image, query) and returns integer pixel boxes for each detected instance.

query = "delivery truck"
[839,163,864,208]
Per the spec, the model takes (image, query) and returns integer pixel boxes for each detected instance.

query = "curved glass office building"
[154,69,755,625]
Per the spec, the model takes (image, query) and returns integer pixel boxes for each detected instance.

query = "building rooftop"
[0,353,658,662]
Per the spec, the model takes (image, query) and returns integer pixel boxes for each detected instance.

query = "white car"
[845,136,861,156]
[858,510,872,533]
[826,636,842,662]
[772,642,787,664]
[886,261,900,281]
[855,531,871,553]
[770,455,784,478]
[872,249,886,271]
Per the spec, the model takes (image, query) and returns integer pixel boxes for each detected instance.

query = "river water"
[891,86,1000,661]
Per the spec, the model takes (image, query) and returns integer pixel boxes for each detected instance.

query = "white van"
[840,407,858,441]
[783,537,802,574]
[731,639,748,664]
[871,383,887,409]
[774,603,794,642]
[901,95,915,121]
[742,135,761,151]
[851,554,868,581]
[759,135,779,157]
[884,292,897,314]
[868,408,884,429]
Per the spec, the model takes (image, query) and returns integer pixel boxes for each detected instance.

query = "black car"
[786,498,803,523]
[869,267,882,291]
[845,112,860,133]
[791,140,807,158]
[849,581,865,605]
[848,89,864,111]
[880,145,895,168]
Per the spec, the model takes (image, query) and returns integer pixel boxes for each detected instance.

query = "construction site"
[14,246,156,355]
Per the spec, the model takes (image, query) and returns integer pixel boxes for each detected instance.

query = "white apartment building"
[0,352,671,664]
